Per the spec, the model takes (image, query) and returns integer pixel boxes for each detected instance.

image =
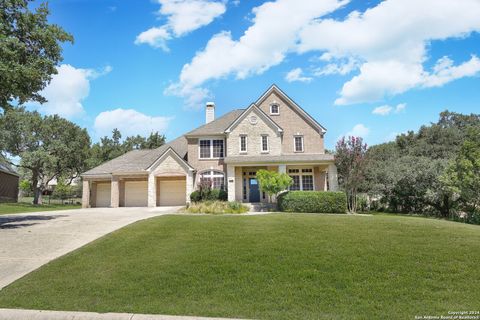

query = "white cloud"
[297,0,480,105]
[395,103,406,113]
[94,108,173,138]
[345,123,370,138]
[135,26,171,51]
[423,55,480,87]
[135,0,226,51]
[33,64,112,119]
[372,103,406,115]
[285,68,312,83]
[167,0,347,107]
[372,105,393,116]
[313,57,358,76]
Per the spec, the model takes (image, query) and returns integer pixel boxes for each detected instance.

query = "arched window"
[199,170,225,190]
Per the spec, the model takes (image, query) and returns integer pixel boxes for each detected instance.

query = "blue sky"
[31,0,480,149]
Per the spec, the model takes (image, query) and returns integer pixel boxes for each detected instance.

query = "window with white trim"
[288,167,314,191]
[199,139,224,159]
[270,104,279,115]
[294,136,304,152]
[239,135,247,153]
[261,135,269,153]
[200,170,225,190]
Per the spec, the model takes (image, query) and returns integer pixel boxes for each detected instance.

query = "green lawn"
[0,202,81,215]
[0,214,478,319]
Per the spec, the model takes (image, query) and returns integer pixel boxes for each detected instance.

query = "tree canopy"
[0,108,90,204]
[87,129,166,169]
[363,110,480,219]
[0,0,73,110]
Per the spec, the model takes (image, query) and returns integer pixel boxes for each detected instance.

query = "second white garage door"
[125,181,148,207]
[159,179,186,206]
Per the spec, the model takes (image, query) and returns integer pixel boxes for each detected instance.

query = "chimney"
[206,102,215,124]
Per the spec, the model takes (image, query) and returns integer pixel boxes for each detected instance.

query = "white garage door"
[159,180,186,206]
[96,183,111,207]
[125,181,148,207]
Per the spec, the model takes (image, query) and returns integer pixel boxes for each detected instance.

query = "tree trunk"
[31,171,43,205]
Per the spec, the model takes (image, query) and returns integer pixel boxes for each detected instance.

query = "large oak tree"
[0,108,90,204]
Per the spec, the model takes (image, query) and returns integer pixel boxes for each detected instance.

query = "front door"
[249,178,260,202]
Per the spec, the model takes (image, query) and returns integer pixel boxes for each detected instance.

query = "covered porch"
[225,162,338,203]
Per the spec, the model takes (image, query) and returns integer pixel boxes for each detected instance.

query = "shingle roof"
[0,163,19,177]
[82,136,188,176]
[224,154,334,164]
[82,109,242,176]
[184,109,244,136]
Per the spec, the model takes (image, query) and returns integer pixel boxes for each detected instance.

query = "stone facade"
[227,108,282,157]
[257,91,325,154]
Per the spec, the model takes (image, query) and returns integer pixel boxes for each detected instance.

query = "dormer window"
[270,103,280,115]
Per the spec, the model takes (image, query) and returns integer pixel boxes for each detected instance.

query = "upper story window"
[270,103,280,115]
[294,136,304,152]
[239,135,248,153]
[199,139,224,159]
[261,135,269,153]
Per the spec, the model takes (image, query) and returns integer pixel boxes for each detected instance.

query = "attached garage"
[158,178,186,206]
[124,180,148,207]
[95,183,111,207]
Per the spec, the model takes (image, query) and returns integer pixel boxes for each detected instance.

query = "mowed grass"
[0,202,80,215]
[0,214,479,319]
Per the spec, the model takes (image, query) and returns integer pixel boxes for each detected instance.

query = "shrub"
[190,190,202,202]
[277,191,347,213]
[183,201,249,214]
[190,188,228,202]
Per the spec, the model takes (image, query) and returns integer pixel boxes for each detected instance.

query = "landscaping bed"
[182,200,249,214]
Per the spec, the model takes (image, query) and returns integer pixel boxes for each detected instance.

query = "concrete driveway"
[0,207,179,290]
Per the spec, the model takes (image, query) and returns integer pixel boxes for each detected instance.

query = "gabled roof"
[224,103,283,134]
[81,136,188,176]
[0,162,19,177]
[147,147,194,172]
[256,84,327,133]
[185,109,244,136]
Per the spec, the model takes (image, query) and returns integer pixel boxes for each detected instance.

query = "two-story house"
[81,85,338,208]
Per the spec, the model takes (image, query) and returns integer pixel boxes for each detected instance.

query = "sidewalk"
[0,309,247,320]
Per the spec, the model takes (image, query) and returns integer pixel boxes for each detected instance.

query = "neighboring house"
[81,85,338,208]
[0,163,19,203]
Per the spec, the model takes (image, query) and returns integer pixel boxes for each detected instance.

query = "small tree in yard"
[335,136,368,213]
[257,169,292,203]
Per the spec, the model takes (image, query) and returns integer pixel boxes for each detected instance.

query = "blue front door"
[249,178,260,202]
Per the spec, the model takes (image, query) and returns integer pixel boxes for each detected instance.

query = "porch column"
[111,176,120,208]
[186,170,194,204]
[278,164,286,174]
[148,174,156,207]
[328,164,339,191]
[82,180,90,208]
[227,165,236,202]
